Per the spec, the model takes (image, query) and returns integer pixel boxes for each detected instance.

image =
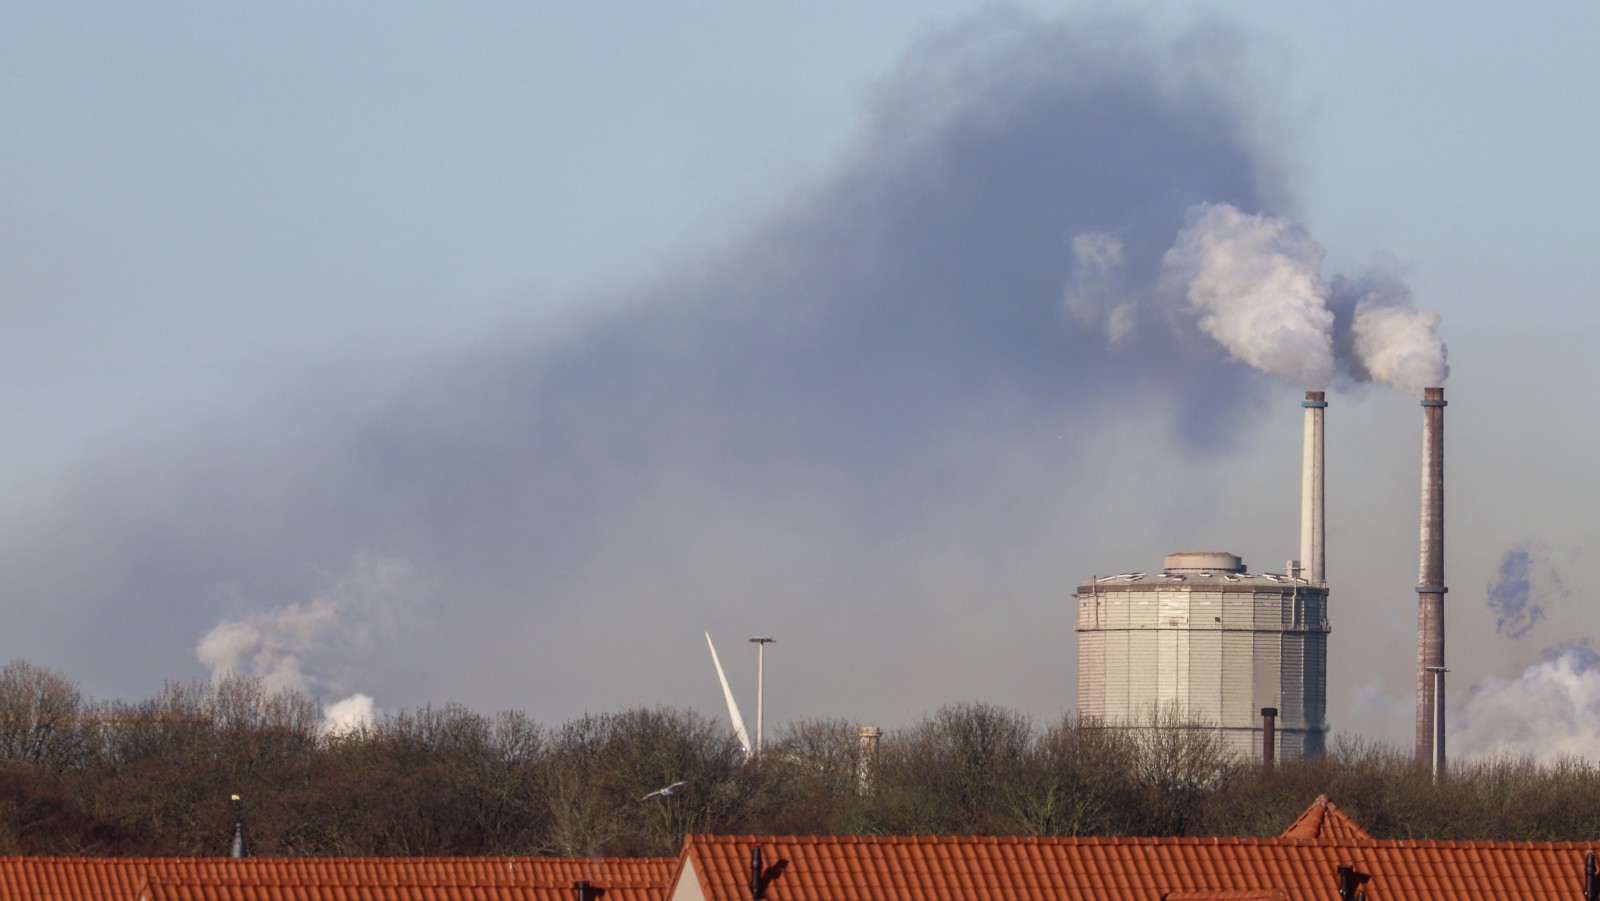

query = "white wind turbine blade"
[706,632,753,756]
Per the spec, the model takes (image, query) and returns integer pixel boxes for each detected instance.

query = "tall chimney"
[1415,387,1447,767]
[856,725,882,795]
[1301,391,1327,583]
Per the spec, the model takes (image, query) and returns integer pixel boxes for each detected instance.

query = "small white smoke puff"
[322,693,378,735]
[1163,203,1336,388]
[197,552,429,722]
[1453,646,1600,761]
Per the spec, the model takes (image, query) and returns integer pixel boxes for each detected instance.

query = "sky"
[2,2,1598,758]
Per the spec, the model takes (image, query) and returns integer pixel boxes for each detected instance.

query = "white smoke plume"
[1349,300,1448,396]
[1072,202,1450,393]
[1451,545,1595,761]
[322,693,379,735]
[196,552,429,725]
[1453,643,1600,761]
[1162,203,1336,387]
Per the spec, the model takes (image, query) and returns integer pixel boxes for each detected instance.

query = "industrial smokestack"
[1415,387,1447,767]
[856,725,882,795]
[1300,391,1327,583]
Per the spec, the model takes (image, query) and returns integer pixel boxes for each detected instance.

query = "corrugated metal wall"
[1075,581,1329,759]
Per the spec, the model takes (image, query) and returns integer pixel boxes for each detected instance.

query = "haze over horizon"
[3,3,1597,760]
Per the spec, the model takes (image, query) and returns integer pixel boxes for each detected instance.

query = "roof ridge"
[1278,795,1376,843]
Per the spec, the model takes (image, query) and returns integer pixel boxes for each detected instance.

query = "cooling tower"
[1415,387,1447,767]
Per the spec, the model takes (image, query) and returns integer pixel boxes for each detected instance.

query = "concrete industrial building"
[1074,392,1331,760]
[1075,551,1329,759]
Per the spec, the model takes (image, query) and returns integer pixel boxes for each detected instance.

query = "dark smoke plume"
[1486,546,1546,639]
[0,11,1334,722]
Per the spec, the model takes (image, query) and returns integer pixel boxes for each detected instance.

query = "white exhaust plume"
[1450,545,1595,760]
[196,552,429,731]
[1453,643,1600,761]
[1162,203,1336,388]
[1349,296,1449,396]
[321,693,378,735]
[1071,202,1450,393]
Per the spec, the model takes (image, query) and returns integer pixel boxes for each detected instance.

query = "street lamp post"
[748,637,775,755]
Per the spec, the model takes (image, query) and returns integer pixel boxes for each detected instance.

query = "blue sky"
[2,2,1598,756]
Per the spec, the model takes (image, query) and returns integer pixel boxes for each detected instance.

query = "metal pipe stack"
[1415,387,1447,768]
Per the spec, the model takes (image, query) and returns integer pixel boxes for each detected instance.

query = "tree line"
[2,658,1599,856]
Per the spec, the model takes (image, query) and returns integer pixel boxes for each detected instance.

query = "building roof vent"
[1163,551,1244,574]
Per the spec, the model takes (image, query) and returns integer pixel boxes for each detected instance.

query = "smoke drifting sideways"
[1071,202,1449,394]
[1453,642,1600,762]
[196,552,426,733]
[0,11,1433,727]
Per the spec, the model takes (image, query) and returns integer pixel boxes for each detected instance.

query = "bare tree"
[871,702,1035,834]
[0,660,87,770]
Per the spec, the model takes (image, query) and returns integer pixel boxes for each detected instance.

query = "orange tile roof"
[678,832,1600,901]
[0,857,672,901]
[1277,795,1375,843]
[137,880,555,901]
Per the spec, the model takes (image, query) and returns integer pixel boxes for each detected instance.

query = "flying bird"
[639,781,688,802]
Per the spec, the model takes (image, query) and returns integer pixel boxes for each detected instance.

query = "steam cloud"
[1349,300,1449,396]
[1068,202,1448,393]
[196,552,426,732]
[1450,544,1600,760]
[1163,204,1337,388]
[1453,642,1600,761]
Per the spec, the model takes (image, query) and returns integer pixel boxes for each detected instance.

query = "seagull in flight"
[640,781,688,802]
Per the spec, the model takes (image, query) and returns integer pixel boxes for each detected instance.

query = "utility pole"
[1425,666,1448,782]
[748,637,775,754]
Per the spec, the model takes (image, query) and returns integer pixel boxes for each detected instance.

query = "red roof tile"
[138,880,556,901]
[679,833,1600,901]
[0,857,672,901]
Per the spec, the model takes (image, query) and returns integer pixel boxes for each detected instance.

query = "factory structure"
[1075,388,1446,764]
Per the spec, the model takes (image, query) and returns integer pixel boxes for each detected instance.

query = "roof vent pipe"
[574,882,596,901]
[1337,865,1369,901]
[1261,707,1277,771]
[750,845,765,900]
